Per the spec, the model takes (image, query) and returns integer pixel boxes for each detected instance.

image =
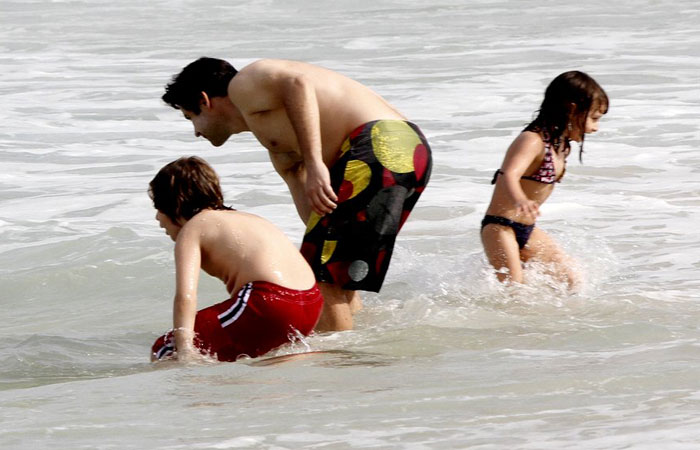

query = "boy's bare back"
[175,209,315,296]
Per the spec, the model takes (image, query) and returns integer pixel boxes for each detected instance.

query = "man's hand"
[305,159,337,216]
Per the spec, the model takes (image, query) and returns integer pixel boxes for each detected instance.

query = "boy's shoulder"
[176,210,239,247]
[177,209,282,253]
[186,209,235,225]
[183,209,267,233]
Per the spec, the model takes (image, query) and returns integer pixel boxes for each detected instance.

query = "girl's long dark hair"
[525,71,609,162]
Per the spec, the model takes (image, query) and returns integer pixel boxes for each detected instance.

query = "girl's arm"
[172,224,202,361]
[498,132,545,219]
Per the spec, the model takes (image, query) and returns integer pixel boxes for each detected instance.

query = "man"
[149,156,322,362]
[162,57,432,331]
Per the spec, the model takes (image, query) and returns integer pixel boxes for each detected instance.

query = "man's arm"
[278,72,338,216]
[231,60,338,216]
[172,225,202,361]
[269,152,312,224]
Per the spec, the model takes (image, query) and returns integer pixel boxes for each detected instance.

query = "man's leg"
[315,282,357,332]
[349,290,362,314]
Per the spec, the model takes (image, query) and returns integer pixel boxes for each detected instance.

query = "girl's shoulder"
[515,130,545,146]
[509,130,545,156]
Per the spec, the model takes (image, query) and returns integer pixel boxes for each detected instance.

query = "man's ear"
[200,91,212,109]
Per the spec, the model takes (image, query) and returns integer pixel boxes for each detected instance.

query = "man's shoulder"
[235,59,335,81]
[229,60,292,101]
[236,59,294,77]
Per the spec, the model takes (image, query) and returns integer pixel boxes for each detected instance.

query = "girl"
[481,71,609,288]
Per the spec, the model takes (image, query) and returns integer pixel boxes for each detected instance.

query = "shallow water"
[2,0,700,448]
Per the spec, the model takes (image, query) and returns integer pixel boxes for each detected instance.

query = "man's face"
[180,102,231,147]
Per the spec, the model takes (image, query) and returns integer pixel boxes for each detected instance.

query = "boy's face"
[156,211,183,242]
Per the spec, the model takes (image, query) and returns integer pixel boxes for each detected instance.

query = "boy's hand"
[175,346,206,363]
[172,327,205,363]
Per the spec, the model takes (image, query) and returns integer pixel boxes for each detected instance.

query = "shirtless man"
[149,156,323,362]
[162,58,432,331]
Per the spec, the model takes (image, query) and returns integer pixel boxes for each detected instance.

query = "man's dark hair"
[149,156,233,223]
[162,57,238,114]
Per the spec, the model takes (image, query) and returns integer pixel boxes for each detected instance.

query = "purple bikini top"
[491,142,565,185]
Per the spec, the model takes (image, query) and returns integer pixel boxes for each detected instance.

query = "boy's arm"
[172,225,202,361]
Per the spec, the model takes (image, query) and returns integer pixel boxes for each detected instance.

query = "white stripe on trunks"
[217,282,253,328]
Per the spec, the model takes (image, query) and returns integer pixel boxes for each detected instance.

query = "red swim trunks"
[151,281,323,362]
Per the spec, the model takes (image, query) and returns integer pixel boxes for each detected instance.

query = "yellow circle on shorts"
[344,160,371,199]
[371,121,419,174]
[305,212,321,234]
[321,240,337,264]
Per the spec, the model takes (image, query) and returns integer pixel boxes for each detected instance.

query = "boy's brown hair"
[149,156,232,222]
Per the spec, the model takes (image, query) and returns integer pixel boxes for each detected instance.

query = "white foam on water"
[2,0,700,448]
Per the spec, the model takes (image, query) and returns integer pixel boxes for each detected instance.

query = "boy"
[149,156,323,362]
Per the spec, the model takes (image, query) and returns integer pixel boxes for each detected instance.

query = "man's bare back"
[229,59,405,170]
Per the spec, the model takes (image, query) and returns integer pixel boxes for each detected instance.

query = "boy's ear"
[200,91,212,109]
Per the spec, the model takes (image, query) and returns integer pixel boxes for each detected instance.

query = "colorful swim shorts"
[151,281,323,362]
[300,120,432,292]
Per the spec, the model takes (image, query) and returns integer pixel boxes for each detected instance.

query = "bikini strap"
[491,169,503,185]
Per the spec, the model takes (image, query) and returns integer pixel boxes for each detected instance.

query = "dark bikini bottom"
[481,215,534,249]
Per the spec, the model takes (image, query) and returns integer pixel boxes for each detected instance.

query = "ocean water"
[2,0,700,448]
